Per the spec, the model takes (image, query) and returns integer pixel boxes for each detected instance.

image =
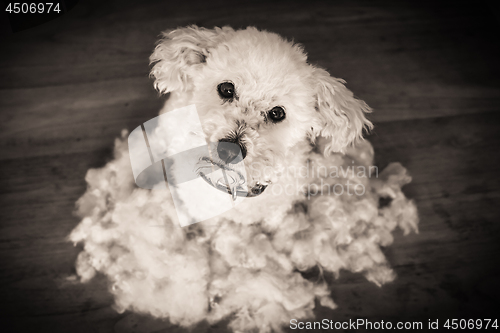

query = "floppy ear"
[150,25,234,94]
[311,67,373,154]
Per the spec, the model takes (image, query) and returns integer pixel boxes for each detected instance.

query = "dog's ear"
[150,25,233,94]
[310,67,373,154]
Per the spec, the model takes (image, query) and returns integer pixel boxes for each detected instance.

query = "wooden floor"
[1,0,500,332]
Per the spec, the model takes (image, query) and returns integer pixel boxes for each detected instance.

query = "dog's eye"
[268,106,286,123]
[217,82,235,99]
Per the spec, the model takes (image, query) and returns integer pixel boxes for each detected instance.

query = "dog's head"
[150,26,372,196]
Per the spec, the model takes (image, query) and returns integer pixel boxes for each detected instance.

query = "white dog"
[70,26,418,333]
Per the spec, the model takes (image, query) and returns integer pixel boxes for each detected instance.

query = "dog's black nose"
[217,138,247,164]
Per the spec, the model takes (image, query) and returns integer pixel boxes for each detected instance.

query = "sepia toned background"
[1,0,499,331]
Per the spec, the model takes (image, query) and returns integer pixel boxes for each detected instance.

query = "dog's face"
[150,26,372,196]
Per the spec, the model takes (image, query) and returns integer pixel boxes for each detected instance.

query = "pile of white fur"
[70,132,417,333]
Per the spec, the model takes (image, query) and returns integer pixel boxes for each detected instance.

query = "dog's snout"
[217,138,247,164]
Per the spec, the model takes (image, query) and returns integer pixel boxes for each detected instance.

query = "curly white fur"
[70,26,418,333]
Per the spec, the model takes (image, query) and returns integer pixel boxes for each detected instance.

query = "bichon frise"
[70,26,418,333]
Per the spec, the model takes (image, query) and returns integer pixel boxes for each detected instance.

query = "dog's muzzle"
[199,169,267,200]
[197,154,267,200]
[197,138,266,200]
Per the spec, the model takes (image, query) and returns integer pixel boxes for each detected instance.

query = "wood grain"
[1,0,499,332]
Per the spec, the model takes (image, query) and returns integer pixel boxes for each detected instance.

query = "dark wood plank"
[2,0,500,160]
